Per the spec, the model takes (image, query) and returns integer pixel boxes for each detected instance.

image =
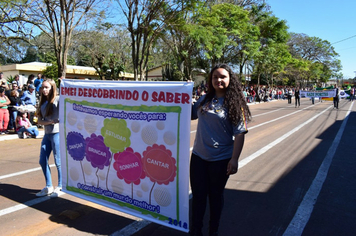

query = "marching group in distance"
[192,82,355,109]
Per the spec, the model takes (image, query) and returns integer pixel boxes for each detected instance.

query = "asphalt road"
[0,98,355,236]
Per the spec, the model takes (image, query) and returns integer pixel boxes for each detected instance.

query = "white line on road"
[239,105,332,168]
[0,164,55,180]
[249,104,317,130]
[0,191,65,217]
[0,103,335,236]
[111,220,152,236]
[282,101,354,236]
[112,104,334,236]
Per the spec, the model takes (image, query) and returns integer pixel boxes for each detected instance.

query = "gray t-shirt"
[41,96,59,134]
[192,95,247,161]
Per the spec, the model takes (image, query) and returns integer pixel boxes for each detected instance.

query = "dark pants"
[190,153,230,235]
[333,96,339,108]
[27,111,35,124]
[7,108,17,130]
[287,95,292,104]
[295,96,300,107]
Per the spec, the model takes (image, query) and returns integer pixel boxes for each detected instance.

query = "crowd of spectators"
[242,85,305,103]
[192,82,312,104]
[2,72,355,137]
[0,72,44,138]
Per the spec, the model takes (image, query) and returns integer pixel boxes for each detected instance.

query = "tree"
[0,0,30,45]
[41,51,75,82]
[185,3,259,75]
[162,64,184,81]
[287,33,341,82]
[250,6,290,86]
[73,22,130,80]
[159,1,208,81]
[254,43,291,87]
[207,0,267,9]
[4,0,107,77]
[0,0,34,65]
[35,0,107,78]
[117,0,196,81]
[0,38,29,64]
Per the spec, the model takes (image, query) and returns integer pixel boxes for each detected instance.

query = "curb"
[0,130,45,142]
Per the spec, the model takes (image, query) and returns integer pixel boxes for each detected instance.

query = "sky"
[267,0,356,79]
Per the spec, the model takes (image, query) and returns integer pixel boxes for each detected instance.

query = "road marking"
[283,101,354,236]
[112,105,334,236]
[0,191,65,217]
[252,107,288,117]
[249,104,317,130]
[0,103,336,236]
[0,164,55,180]
[239,105,332,168]
[111,220,152,236]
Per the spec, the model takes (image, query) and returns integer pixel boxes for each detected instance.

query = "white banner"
[59,80,193,232]
[300,90,336,98]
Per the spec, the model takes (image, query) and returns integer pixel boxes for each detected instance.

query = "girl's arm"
[37,118,59,125]
[227,133,245,175]
[0,96,10,107]
[25,118,32,128]
[15,118,21,129]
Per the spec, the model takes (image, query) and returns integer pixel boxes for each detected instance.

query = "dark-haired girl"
[190,64,251,236]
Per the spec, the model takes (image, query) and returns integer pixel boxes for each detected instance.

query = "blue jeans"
[18,126,39,137]
[39,132,62,188]
[8,110,18,130]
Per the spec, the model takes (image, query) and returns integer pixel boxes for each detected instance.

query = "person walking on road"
[287,88,293,104]
[333,85,339,109]
[350,87,355,101]
[190,64,251,236]
[35,79,61,197]
[295,87,300,107]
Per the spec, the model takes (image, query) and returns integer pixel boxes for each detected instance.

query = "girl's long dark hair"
[200,64,251,126]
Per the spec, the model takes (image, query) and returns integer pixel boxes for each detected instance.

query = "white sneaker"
[22,133,27,139]
[36,186,54,197]
[50,186,62,198]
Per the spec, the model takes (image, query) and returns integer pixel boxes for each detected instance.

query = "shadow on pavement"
[1,107,355,236]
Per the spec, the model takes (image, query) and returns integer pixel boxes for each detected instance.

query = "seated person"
[15,112,39,138]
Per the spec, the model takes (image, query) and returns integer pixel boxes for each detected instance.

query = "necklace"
[210,97,222,113]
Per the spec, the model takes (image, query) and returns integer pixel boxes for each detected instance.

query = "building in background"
[0,62,134,84]
[146,65,206,85]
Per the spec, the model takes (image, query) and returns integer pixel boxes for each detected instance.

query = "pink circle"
[114,148,143,183]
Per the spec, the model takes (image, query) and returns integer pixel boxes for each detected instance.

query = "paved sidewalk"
[0,130,44,141]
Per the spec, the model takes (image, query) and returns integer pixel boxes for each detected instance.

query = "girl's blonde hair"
[36,79,57,118]
[10,90,18,97]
